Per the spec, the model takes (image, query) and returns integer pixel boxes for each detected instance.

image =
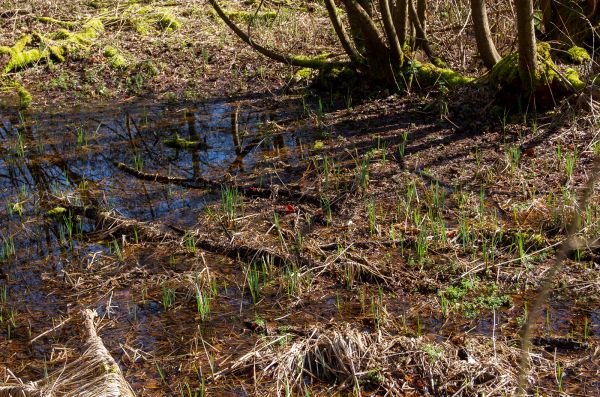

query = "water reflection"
[1,98,307,229]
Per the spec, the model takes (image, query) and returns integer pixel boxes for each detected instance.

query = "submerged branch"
[113,161,332,209]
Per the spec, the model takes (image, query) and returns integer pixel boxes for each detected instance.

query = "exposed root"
[0,309,135,397]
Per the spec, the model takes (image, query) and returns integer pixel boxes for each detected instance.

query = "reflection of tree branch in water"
[113,161,329,208]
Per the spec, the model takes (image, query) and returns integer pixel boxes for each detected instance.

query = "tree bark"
[323,0,365,64]
[379,0,404,65]
[471,0,500,68]
[408,0,437,61]
[417,0,426,34]
[392,0,409,46]
[514,0,538,88]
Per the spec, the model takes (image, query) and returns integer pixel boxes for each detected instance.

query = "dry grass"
[216,323,550,396]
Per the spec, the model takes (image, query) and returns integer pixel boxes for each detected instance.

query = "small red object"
[286,204,296,213]
[248,186,257,191]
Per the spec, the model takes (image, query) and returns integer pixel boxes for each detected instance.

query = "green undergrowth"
[438,277,511,318]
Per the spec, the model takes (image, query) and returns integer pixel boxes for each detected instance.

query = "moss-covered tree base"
[490,42,584,109]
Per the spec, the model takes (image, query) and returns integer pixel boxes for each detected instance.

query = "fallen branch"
[208,0,349,69]
[54,198,315,269]
[113,161,328,209]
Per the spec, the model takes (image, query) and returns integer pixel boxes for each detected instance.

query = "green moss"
[491,42,560,89]
[291,53,330,68]
[114,6,183,34]
[36,16,76,29]
[431,57,447,68]
[164,134,209,150]
[47,206,67,216]
[224,10,277,27]
[103,46,128,68]
[1,19,104,74]
[411,60,474,87]
[155,10,182,31]
[312,140,324,150]
[52,29,72,40]
[295,67,312,80]
[564,67,585,90]
[567,46,590,64]
[313,66,358,90]
[14,83,32,108]
[48,45,66,63]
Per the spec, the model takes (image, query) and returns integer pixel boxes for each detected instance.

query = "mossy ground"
[0,0,340,109]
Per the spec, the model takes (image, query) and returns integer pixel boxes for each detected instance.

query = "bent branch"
[208,0,350,68]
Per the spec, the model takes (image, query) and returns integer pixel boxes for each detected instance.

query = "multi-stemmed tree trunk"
[471,0,500,68]
[210,0,587,99]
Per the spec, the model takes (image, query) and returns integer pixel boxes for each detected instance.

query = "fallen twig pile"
[0,309,135,397]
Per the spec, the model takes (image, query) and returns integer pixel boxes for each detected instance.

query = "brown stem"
[392,0,409,46]
[408,0,437,62]
[514,0,538,89]
[341,0,388,55]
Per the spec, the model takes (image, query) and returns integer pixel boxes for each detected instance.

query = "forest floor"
[1,0,599,396]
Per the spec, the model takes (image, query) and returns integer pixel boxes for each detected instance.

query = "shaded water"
[0,97,328,393]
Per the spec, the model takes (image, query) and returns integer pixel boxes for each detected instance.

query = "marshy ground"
[1,0,600,396]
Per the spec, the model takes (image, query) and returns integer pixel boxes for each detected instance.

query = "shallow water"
[1,96,598,395]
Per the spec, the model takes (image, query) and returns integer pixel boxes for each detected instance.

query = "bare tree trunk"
[342,0,397,82]
[417,0,426,34]
[324,0,365,64]
[379,0,404,65]
[471,0,500,68]
[514,0,538,88]
[392,0,408,46]
[408,0,438,62]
